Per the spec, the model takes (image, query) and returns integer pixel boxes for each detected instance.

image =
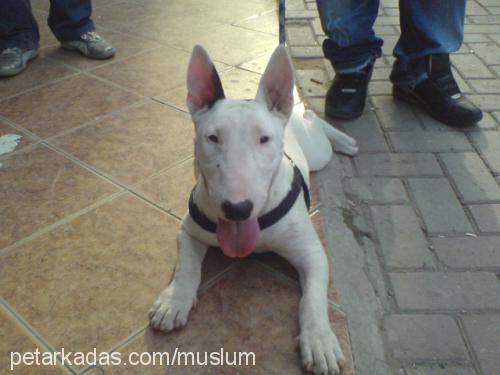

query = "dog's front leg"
[278,232,345,374]
[149,228,207,332]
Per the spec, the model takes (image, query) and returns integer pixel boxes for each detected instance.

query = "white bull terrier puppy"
[149,45,358,374]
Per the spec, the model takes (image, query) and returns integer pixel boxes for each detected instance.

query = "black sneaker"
[325,62,374,120]
[393,54,482,128]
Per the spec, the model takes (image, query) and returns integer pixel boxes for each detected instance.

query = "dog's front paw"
[298,327,345,375]
[149,283,197,332]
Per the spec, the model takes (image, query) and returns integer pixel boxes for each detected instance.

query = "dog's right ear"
[186,45,225,115]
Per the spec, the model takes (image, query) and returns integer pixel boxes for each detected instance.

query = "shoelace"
[80,31,101,42]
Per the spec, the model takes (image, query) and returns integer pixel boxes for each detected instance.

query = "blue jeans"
[317,0,466,83]
[0,0,95,50]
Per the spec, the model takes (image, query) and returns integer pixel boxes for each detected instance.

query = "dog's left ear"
[255,46,294,121]
[187,45,225,115]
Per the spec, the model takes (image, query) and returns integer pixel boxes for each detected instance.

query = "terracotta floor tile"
[0,144,117,249]
[41,30,161,71]
[0,74,140,139]
[135,158,195,218]
[234,10,280,35]
[104,261,304,374]
[90,47,191,97]
[0,57,74,101]
[197,0,276,24]
[162,24,277,66]
[92,1,171,30]
[0,122,38,158]
[239,50,275,75]
[52,101,194,187]
[0,310,69,374]
[0,194,177,358]
[111,13,222,47]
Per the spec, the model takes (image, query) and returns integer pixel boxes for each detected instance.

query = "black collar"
[188,155,311,233]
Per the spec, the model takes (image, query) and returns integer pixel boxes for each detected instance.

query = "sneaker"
[0,47,38,77]
[325,62,374,120]
[60,31,115,60]
[393,54,482,128]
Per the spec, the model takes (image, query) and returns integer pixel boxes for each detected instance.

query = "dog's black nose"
[221,200,253,221]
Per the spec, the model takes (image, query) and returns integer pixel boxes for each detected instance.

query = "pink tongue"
[216,218,260,258]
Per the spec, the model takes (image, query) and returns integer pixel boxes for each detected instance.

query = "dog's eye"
[260,136,270,144]
[207,135,219,143]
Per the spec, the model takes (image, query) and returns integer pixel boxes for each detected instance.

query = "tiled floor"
[0,0,354,374]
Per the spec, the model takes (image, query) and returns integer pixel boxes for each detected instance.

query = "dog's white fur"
[149,45,357,374]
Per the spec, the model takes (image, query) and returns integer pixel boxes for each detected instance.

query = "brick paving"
[286,0,500,374]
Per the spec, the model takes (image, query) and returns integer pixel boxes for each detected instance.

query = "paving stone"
[371,206,433,268]
[371,67,392,80]
[368,81,393,95]
[466,1,490,15]
[286,23,317,46]
[469,130,500,173]
[344,177,408,204]
[404,366,476,375]
[469,203,500,232]
[390,272,500,310]
[355,154,443,177]
[493,111,500,123]
[463,33,490,43]
[469,42,500,64]
[433,236,500,268]
[408,178,473,233]
[468,94,500,111]
[289,46,323,58]
[452,54,494,78]
[371,96,423,131]
[462,314,500,375]
[441,152,500,202]
[341,113,390,153]
[295,69,327,96]
[472,112,498,130]
[469,15,500,23]
[285,9,318,19]
[468,79,500,93]
[389,131,472,152]
[465,24,500,34]
[384,315,468,361]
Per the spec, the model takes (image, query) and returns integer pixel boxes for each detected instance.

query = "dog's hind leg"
[149,229,207,332]
[275,223,345,374]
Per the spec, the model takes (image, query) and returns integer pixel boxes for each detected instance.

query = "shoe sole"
[393,85,481,128]
[61,44,116,60]
[0,49,39,77]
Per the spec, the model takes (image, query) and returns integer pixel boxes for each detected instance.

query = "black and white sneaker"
[325,62,374,120]
[393,54,482,128]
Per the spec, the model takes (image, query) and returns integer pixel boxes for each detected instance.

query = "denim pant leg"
[48,0,95,42]
[391,0,466,84]
[316,0,383,73]
[0,0,39,50]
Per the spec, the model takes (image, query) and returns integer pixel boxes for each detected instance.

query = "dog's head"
[186,45,294,257]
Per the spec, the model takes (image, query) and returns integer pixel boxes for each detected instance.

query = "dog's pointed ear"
[255,46,294,121]
[187,45,225,115]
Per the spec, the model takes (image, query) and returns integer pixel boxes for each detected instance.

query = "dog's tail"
[303,110,358,156]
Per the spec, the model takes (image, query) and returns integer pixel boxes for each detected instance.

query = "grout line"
[0,299,76,374]
[0,72,81,103]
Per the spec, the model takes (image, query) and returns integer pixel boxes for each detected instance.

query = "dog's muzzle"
[221,200,253,221]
